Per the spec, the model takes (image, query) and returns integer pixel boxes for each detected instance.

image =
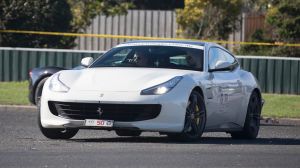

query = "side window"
[219,49,235,64]
[209,47,221,69]
[209,47,236,70]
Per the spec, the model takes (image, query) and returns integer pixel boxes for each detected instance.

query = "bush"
[176,0,243,40]
[0,0,75,48]
[237,29,276,56]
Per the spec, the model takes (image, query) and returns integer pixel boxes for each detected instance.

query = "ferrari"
[39,40,263,141]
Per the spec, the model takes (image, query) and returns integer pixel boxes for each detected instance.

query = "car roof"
[124,40,206,46]
[120,40,231,54]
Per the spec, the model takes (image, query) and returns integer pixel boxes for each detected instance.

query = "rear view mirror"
[81,57,94,67]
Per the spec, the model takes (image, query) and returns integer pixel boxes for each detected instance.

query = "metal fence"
[74,10,267,51]
[238,56,300,95]
[1,47,300,95]
[0,48,102,81]
[75,10,177,51]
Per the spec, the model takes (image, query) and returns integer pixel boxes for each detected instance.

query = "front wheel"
[38,104,78,139]
[231,91,262,139]
[168,91,206,141]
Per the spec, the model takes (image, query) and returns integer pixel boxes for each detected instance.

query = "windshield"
[90,46,204,71]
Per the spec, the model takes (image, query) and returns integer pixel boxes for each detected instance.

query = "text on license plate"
[85,119,114,127]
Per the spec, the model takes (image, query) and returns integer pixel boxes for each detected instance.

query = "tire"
[37,102,79,139]
[115,130,142,137]
[168,91,206,142]
[231,91,261,139]
[34,77,49,105]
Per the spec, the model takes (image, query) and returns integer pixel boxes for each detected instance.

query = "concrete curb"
[261,117,300,126]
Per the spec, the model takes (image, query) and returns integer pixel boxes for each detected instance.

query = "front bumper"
[48,101,162,122]
[40,80,192,133]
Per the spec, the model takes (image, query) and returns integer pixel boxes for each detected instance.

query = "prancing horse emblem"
[97,106,104,116]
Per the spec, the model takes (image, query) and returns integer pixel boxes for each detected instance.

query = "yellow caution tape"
[1,29,300,47]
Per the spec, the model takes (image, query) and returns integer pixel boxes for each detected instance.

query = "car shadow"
[69,136,300,145]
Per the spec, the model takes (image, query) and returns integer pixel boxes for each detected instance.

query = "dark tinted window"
[91,46,204,71]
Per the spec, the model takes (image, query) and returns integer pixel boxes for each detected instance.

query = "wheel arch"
[190,86,207,115]
[32,74,52,104]
[251,88,263,115]
[252,88,262,104]
[191,86,204,98]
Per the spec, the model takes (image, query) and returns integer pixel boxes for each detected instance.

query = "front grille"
[48,101,161,122]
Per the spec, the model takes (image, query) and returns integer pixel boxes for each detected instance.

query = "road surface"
[0,110,299,168]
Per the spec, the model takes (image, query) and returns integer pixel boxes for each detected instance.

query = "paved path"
[0,110,300,168]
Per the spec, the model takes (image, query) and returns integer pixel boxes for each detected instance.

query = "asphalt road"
[0,110,300,168]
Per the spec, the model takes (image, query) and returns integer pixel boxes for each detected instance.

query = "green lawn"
[0,81,30,105]
[262,94,300,118]
[0,82,300,118]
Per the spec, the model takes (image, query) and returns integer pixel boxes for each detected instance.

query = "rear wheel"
[231,91,261,139]
[168,91,206,141]
[115,130,142,137]
[38,103,79,139]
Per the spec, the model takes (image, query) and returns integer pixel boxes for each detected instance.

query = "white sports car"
[39,40,263,141]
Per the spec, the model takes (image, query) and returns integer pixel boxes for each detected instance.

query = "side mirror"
[209,61,233,72]
[215,61,232,69]
[81,57,94,67]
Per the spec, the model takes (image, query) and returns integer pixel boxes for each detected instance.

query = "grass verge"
[262,94,300,118]
[0,81,30,105]
[0,82,299,118]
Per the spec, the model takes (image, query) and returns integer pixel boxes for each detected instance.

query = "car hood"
[60,67,198,92]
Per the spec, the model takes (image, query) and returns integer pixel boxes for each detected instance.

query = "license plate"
[85,119,114,127]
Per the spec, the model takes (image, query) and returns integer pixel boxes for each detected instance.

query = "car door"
[205,47,243,129]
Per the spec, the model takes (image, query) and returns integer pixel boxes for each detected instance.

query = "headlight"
[141,76,183,95]
[49,73,70,92]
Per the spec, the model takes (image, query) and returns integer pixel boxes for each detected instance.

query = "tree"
[0,0,132,48]
[242,0,273,12]
[266,0,300,57]
[129,0,184,10]
[239,0,300,57]
[267,0,300,42]
[68,0,132,33]
[176,0,243,40]
[237,29,276,56]
[0,0,75,48]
